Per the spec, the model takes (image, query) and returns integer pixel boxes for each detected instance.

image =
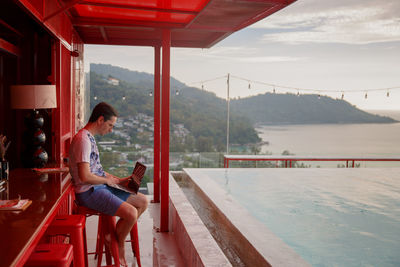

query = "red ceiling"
[60,0,296,48]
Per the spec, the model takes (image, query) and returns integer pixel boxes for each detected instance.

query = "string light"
[122,96,126,101]
[94,96,97,100]
[175,89,180,95]
[149,91,153,97]
[189,74,399,100]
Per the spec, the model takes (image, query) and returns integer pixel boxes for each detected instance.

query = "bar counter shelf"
[0,168,73,267]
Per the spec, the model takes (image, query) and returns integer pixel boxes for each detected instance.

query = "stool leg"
[97,215,121,267]
[95,216,102,260]
[97,216,105,267]
[70,227,86,267]
[129,224,141,267]
[83,226,89,267]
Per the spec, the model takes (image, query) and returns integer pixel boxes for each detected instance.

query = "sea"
[256,110,400,158]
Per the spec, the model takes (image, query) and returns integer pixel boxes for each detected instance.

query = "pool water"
[185,168,400,267]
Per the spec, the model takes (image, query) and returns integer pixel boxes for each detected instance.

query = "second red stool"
[46,215,87,267]
[25,243,73,267]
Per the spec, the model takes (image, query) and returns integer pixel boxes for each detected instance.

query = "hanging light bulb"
[201,84,204,90]
[365,92,368,99]
[387,91,390,97]
[297,91,300,97]
[248,82,251,89]
[175,89,180,95]
[122,96,126,101]
[341,92,344,99]
[318,92,321,99]
[94,96,97,100]
[273,87,276,94]
[149,91,153,97]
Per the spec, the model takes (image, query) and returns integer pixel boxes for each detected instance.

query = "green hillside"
[89,64,260,151]
[231,93,396,125]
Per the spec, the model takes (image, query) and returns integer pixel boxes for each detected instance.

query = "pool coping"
[169,171,232,266]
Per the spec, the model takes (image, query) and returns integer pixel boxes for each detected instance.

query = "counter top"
[0,169,72,267]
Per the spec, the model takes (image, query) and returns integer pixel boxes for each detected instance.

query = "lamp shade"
[10,85,57,109]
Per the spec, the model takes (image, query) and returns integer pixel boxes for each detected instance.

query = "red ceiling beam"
[79,1,199,15]
[0,38,20,57]
[187,24,232,32]
[72,18,187,29]
[44,0,84,21]
[0,18,23,37]
[79,37,161,47]
[234,1,296,31]
[185,0,213,29]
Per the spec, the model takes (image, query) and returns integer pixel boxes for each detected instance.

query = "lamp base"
[32,147,48,168]
[22,110,49,168]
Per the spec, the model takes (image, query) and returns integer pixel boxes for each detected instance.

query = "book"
[32,167,69,173]
[110,162,146,194]
[0,198,32,211]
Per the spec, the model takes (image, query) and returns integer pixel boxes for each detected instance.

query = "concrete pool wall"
[173,170,310,267]
[168,172,231,266]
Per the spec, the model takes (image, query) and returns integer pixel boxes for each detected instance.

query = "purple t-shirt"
[69,129,106,193]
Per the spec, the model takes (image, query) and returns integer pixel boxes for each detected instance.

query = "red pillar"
[153,45,161,203]
[160,29,171,232]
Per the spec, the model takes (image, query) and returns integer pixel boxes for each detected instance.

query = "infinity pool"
[183,168,400,267]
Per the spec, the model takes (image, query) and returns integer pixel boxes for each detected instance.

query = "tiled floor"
[86,195,185,267]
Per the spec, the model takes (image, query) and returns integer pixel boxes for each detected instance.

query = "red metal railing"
[223,155,400,168]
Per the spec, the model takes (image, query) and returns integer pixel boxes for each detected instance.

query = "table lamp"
[10,85,57,168]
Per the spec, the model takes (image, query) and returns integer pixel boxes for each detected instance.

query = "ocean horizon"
[256,110,400,159]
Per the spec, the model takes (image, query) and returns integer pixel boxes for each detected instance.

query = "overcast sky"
[85,0,400,110]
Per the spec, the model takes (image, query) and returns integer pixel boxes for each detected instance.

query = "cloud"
[253,0,400,44]
[234,56,304,63]
[173,46,303,63]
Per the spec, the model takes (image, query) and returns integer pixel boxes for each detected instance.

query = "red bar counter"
[0,169,73,267]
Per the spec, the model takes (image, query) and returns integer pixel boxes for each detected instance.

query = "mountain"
[89,64,261,151]
[231,93,396,125]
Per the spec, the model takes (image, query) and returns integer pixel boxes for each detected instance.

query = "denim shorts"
[75,184,131,216]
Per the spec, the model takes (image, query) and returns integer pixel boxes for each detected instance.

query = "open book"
[110,162,146,194]
[0,197,32,211]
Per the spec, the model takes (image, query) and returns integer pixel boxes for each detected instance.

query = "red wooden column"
[52,40,62,165]
[153,45,161,203]
[160,29,171,232]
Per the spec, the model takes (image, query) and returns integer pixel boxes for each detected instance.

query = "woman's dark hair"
[88,102,118,122]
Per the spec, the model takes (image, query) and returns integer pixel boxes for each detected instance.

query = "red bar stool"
[25,243,73,267]
[76,205,141,267]
[46,215,87,267]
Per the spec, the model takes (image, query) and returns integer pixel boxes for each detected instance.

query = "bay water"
[257,110,400,158]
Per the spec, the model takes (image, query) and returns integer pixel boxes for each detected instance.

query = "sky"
[85,0,400,111]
